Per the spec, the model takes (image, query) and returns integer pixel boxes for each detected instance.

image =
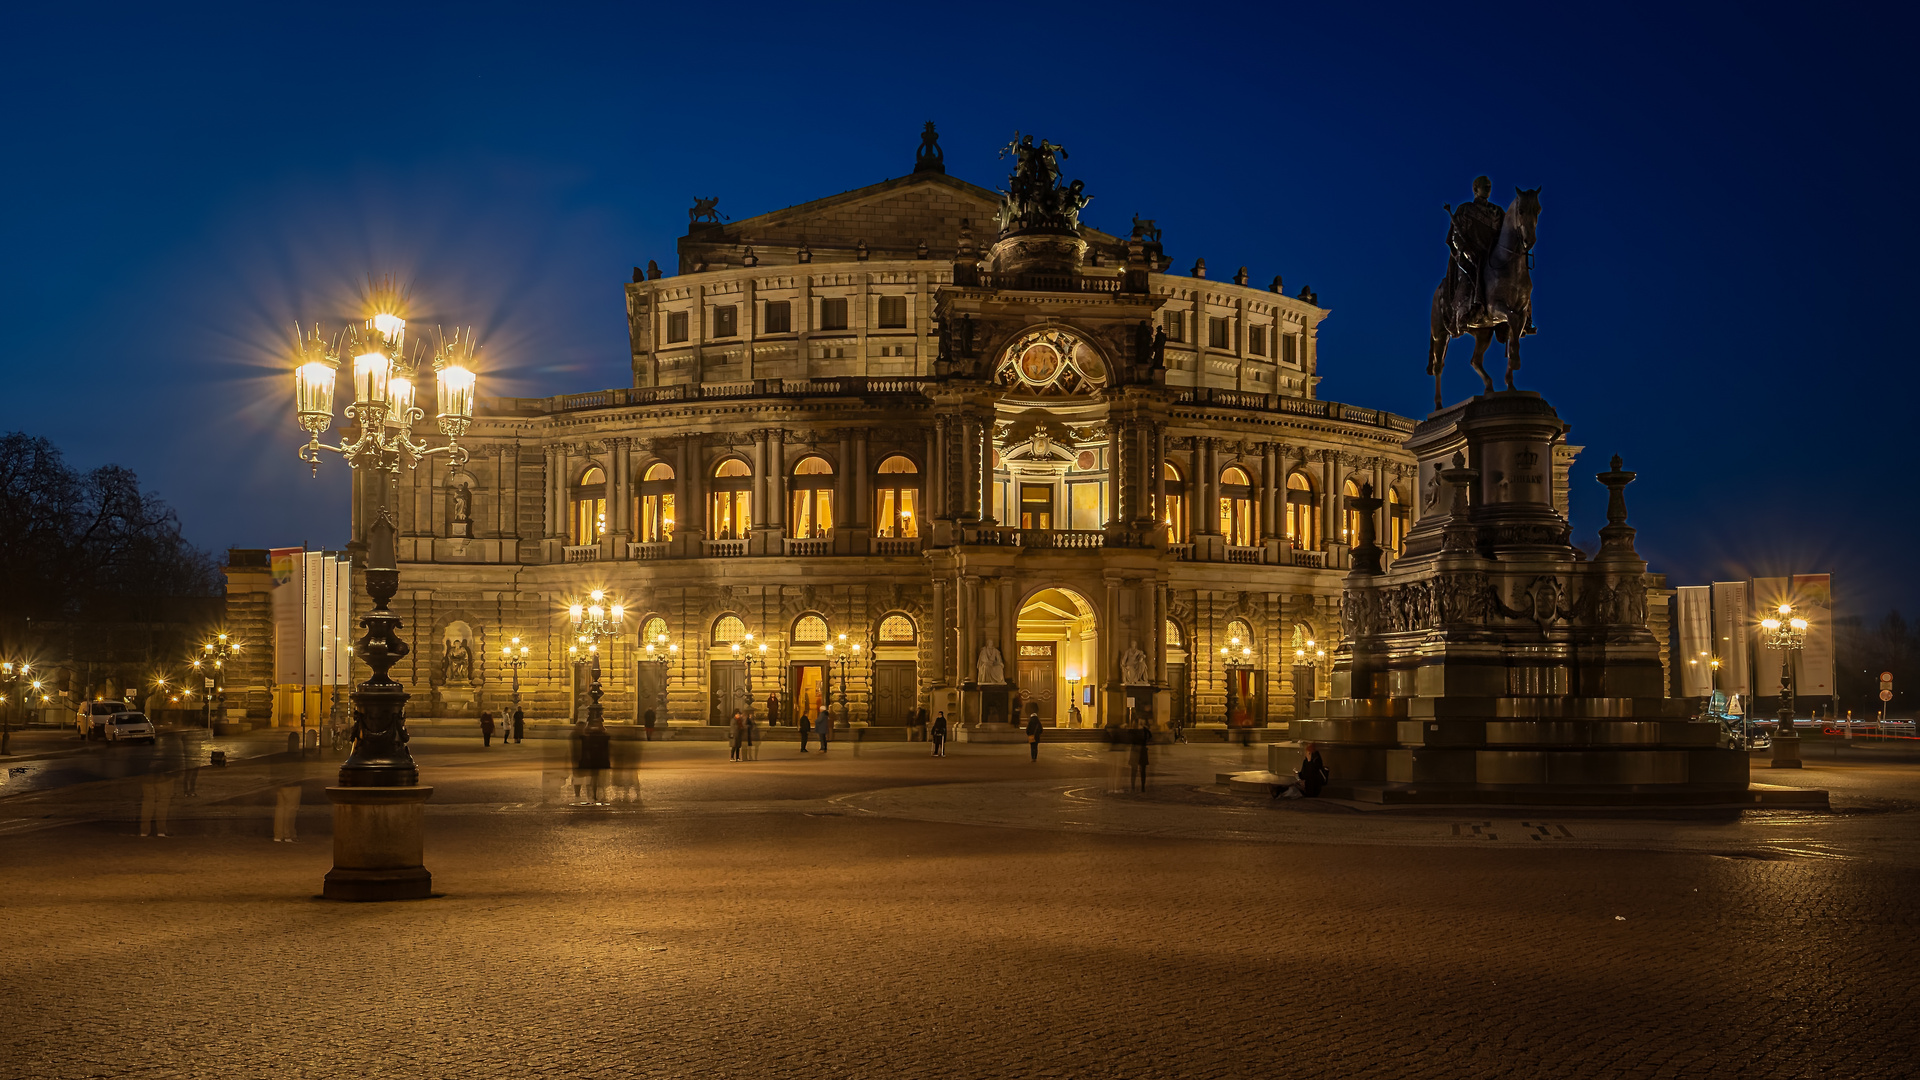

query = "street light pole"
[642,631,678,725]
[825,632,863,728]
[1762,601,1809,769]
[569,591,625,729]
[291,287,477,901]
[500,636,529,716]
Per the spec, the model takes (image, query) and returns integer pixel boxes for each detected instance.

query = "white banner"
[1676,586,1713,697]
[1711,581,1752,698]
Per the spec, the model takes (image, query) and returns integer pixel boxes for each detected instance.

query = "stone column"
[1154,582,1169,684]
[543,445,562,539]
[606,439,628,558]
[854,428,870,527]
[1153,425,1168,541]
[835,429,855,553]
[1321,450,1338,550]
[681,434,703,553]
[770,427,787,532]
[749,429,770,555]
[998,577,1017,698]
[497,445,516,542]
[1261,444,1279,539]
[1135,419,1153,526]
[1107,416,1127,525]
[959,416,977,520]
[931,577,948,684]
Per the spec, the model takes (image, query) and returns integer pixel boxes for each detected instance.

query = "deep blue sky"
[2,2,1912,618]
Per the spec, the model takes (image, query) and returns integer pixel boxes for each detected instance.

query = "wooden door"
[637,662,667,721]
[1015,642,1056,723]
[709,660,746,725]
[1168,663,1188,727]
[873,661,916,725]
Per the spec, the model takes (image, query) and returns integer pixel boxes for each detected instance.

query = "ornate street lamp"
[642,630,679,723]
[569,590,624,727]
[191,633,238,731]
[289,285,476,901]
[500,636,531,715]
[1293,639,1325,705]
[1221,636,1254,725]
[1761,601,1810,769]
[1065,668,1082,725]
[730,631,769,720]
[825,632,864,727]
[0,660,28,756]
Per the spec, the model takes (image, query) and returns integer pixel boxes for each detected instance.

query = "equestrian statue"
[1428,177,1540,409]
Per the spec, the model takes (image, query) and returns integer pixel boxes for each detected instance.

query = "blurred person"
[569,720,590,802]
[1026,711,1043,762]
[931,712,948,757]
[513,707,525,743]
[816,706,833,754]
[642,708,655,741]
[579,719,613,805]
[729,709,745,761]
[136,740,174,837]
[272,744,303,841]
[1130,721,1152,793]
[181,734,201,796]
[799,708,812,753]
[480,710,495,748]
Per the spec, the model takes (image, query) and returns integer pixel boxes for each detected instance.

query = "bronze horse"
[1428,188,1540,408]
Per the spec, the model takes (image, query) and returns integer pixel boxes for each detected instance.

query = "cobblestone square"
[2,736,1914,1079]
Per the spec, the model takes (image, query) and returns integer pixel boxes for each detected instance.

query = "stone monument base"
[323,785,433,901]
[438,687,476,718]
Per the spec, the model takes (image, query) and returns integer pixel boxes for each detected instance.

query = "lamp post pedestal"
[323,785,434,900]
[1769,659,1803,769]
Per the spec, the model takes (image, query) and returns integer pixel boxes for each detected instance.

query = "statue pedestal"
[449,521,471,538]
[438,687,477,718]
[323,785,433,901]
[1297,391,1757,805]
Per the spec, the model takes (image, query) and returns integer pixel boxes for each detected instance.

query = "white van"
[76,700,128,740]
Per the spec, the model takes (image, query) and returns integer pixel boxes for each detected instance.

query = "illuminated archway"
[1015,586,1099,727]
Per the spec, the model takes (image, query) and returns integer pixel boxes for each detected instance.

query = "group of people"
[478,708,526,747]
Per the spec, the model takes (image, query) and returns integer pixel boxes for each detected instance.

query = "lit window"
[793,615,829,643]
[879,615,916,643]
[708,459,752,540]
[1161,461,1187,543]
[571,466,607,545]
[1219,466,1255,546]
[639,462,675,542]
[874,456,919,538]
[791,456,834,539]
[1286,471,1319,549]
[712,615,746,645]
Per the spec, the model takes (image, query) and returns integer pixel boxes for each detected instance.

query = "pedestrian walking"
[1026,712,1043,762]
[931,712,948,757]
[271,744,303,841]
[729,709,746,761]
[816,706,833,753]
[1130,722,1152,793]
[480,710,495,748]
[181,735,201,796]
[513,707,525,743]
[642,708,655,741]
[137,741,174,837]
[569,720,589,801]
[799,709,812,753]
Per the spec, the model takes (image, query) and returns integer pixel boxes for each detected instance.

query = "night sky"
[2,3,1911,619]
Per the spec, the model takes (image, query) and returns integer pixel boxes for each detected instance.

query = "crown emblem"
[1515,449,1539,467]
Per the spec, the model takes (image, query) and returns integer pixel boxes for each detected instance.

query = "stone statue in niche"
[449,481,473,537]
[977,642,1006,686]
[1120,642,1151,686]
[444,637,473,685]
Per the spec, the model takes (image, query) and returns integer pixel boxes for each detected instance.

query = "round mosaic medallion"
[1017,342,1062,385]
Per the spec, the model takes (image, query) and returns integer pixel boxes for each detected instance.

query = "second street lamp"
[1761,601,1810,769]
[825,632,864,727]
[500,636,530,716]
[569,591,625,727]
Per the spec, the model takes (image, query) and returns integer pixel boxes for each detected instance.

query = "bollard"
[210,750,227,767]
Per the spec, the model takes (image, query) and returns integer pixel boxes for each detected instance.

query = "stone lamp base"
[323,785,434,901]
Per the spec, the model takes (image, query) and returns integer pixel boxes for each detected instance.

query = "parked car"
[76,701,128,740]
[105,712,156,744]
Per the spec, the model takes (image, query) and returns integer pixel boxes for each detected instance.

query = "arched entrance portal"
[1015,587,1099,726]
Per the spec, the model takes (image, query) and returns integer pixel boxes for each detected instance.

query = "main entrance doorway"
[709,660,746,724]
[1016,587,1098,726]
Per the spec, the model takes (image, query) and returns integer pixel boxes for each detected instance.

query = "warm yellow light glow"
[669,643,679,655]
[296,361,337,418]
[569,603,584,622]
[372,312,406,341]
[520,646,529,658]
[590,589,605,603]
[1791,617,1808,631]
[588,605,604,622]
[1761,618,1780,631]
[436,364,476,420]
[611,604,624,623]
[353,351,392,405]
[1777,603,1792,616]
[386,374,416,422]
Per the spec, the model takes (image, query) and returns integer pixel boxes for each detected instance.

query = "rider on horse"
[1443,176,1505,327]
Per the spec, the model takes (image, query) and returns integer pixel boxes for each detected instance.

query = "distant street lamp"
[290,285,477,901]
[825,632,864,726]
[730,631,769,720]
[1293,639,1325,704]
[500,636,530,715]
[1761,602,1810,769]
[191,633,238,731]
[569,591,624,726]
[642,630,679,723]
[1221,637,1254,725]
[0,660,29,756]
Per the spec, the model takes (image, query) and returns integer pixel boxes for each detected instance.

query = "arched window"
[1286,471,1320,549]
[1164,619,1183,647]
[791,456,834,539]
[1388,487,1408,555]
[792,614,829,643]
[878,614,916,643]
[1342,478,1362,546]
[640,616,669,648]
[638,462,675,542]
[874,455,919,538]
[712,615,747,645]
[1220,466,1256,546]
[1160,461,1188,544]
[571,466,606,546]
[709,459,752,540]
[1226,618,1255,650]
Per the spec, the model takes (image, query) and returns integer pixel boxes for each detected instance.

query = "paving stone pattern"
[1,741,1913,1079]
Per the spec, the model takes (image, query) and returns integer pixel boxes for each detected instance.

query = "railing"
[783,538,829,557]
[1291,549,1326,568]
[1020,528,1107,550]
[1169,543,1195,561]
[563,545,601,563]
[703,539,746,558]
[956,267,1131,293]
[542,378,932,414]
[872,537,921,556]
[1227,546,1262,565]
[627,542,670,561]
